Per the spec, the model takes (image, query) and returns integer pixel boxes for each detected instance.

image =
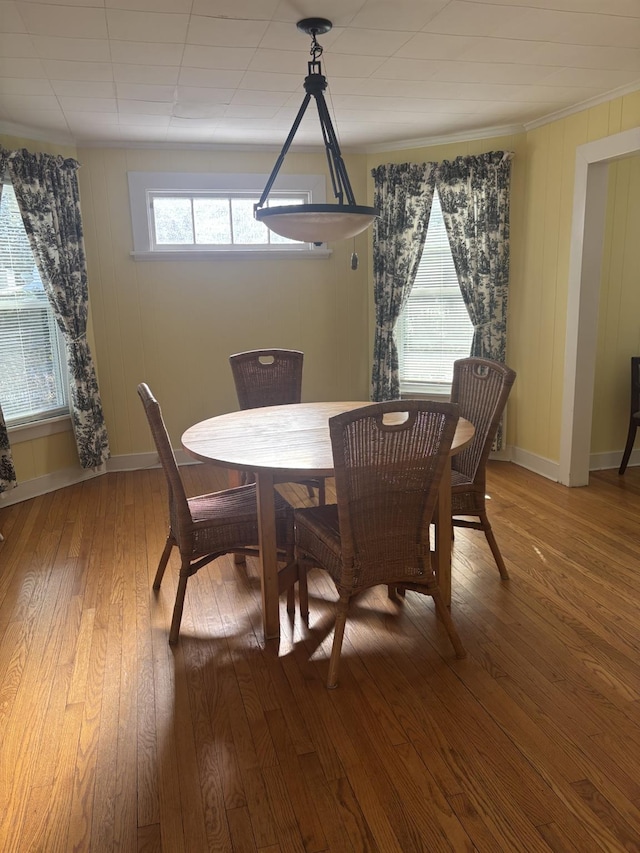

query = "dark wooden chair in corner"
[295,400,466,689]
[449,357,516,580]
[229,348,326,504]
[137,382,297,644]
[619,356,640,475]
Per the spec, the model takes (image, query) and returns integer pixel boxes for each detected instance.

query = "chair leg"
[286,584,295,613]
[619,421,638,474]
[480,512,510,580]
[387,585,405,599]
[298,563,309,618]
[153,536,174,590]
[306,483,316,501]
[318,478,326,506]
[283,544,297,614]
[168,563,190,645]
[431,588,466,659]
[327,593,350,689]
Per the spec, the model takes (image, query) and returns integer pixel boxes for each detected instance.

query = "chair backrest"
[630,356,640,416]
[450,358,516,484]
[137,382,191,540]
[229,349,303,410]
[329,400,459,590]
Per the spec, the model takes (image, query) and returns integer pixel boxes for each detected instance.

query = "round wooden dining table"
[182,401,474,642]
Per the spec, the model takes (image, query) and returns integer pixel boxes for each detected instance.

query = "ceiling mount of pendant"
[296,18,332,37]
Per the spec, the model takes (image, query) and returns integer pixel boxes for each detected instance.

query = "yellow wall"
[77,147,371,458]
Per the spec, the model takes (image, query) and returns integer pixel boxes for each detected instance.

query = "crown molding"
[0,119,75,148]
[524,81,640,131]
[361,123,526,154]
[76,138,329,153]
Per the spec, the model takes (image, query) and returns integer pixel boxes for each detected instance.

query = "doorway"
[560,126,640,486]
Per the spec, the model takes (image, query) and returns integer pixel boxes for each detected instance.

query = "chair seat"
[186,483,292,556]
[450,470,473,489]
[295,504,342,582]
[296,502,439,590]
[450,470,482,516]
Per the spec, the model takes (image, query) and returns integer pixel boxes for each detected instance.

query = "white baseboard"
[507,446,560,482]
[589,448,638,472]
[0,450,207,507]
[107,449,200,471]
[107,451,160,471]
[0,465,103,507]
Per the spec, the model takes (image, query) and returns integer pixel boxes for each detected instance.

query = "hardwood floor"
[0,461,639,851]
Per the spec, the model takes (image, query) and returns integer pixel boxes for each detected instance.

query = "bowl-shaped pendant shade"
[255,203,378,244]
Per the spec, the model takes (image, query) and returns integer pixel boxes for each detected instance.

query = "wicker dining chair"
[618,356,640,475]
[295,400,466,689]
[137,383,296,644]
[229,348,326,504]
[449,357,516,580]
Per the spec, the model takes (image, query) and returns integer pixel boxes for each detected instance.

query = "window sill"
[130,248,332,262]
[400,384,452,400]
[7,414,72,443]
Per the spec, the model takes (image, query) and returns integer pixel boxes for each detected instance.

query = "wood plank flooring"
[0,461,639,851]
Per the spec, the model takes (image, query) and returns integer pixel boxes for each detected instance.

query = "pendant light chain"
[309,28,324,64]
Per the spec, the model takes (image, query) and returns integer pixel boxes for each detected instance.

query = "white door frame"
[560,126,640,486]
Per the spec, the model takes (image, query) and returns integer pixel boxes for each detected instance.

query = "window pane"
[231,198,267,244]
[193,197,231,244]
[398,190,473,389]
[146,189,312,249]
[153,197,194,245]
[0,185,68,422]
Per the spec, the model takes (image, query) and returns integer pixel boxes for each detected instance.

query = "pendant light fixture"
[254,18,379,245]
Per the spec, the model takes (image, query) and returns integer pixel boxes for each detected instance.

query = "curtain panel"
[7,149,110,470]
[370,162,437,401]
[436,151,513,363]
[0,403,17,495]
[0,148,18,493]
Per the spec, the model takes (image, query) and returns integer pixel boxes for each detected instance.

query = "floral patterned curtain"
[7,149,110,470]
[370,162,437,401]
[436,151,513,363]
[0,404,17,494]
[0,148,18,493]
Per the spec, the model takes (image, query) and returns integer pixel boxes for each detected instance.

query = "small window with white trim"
[396,190,474,396]
[128,172,330,259]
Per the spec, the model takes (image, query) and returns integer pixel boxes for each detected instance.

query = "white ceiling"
[1,0,639,151]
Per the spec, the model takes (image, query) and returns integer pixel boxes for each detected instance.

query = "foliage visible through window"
[0,184,68,424]
[150,193,305,248]
[397,190,474,394]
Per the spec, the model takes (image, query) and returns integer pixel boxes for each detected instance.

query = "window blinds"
[397,190,473,393]
[0,184,67,423]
